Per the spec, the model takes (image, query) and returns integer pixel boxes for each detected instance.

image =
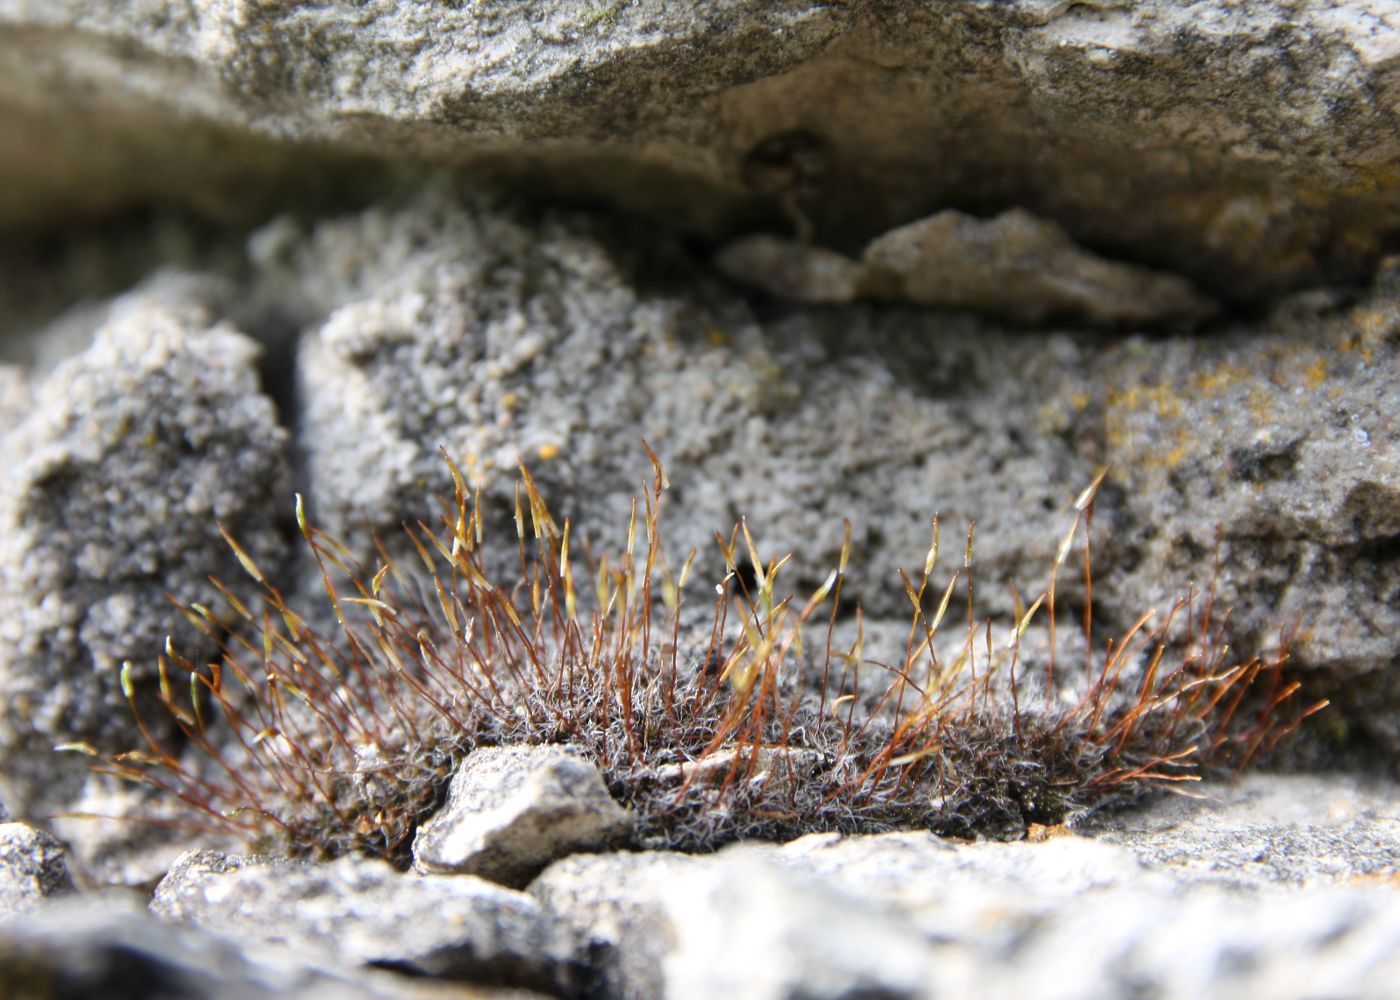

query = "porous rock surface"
[152,849,581,995]
[0,280,291,815]
[3,2,1400,305]
[0,822,73,915]
[413,745,634,888]
[533,775,1400,1000]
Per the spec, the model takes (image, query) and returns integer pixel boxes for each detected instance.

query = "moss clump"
[84,453,1324,865]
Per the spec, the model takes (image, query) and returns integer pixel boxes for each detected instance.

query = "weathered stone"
[657,851,940,1000]
[153,849,581,995]
[413,746,633,888]
[3,3,1400,305]
[862,209,1216,326]
[534,779,1400,1000]
[1078,773,1400,890]
[0,281,290,816]
[0,897,520,1000]
[289,192,1090,619]
[0,823,73,915]
[1053,274,1400,753]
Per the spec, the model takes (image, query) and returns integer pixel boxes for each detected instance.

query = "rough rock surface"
[0,897,522,1000]
[0,280,291,815]
[3,2,1400,305]
[1058,277,1400,750]
[413,746,633,888]
[0,822,73,915]
[153,849,581,995]
[533,775,1400,1000]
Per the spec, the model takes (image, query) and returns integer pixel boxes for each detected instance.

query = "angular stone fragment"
[0,282,290,815]
[862,209,1215,326]
[0,823,74,915]
[413,746,633,887]
[152,849,580,995]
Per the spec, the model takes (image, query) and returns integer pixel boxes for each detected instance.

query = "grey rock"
[719,209,1216,326]
[862,209,1216,326]
[1054,275,1400,752]
[535,778,1400,1000]
[0,282,290,815]
[657,851,940,1000]
[530,851,696,1000]
[3,2,1400,304]
[412,745,633,888]
[1080,772,1400,890]
[0,822,73,915]
[0,897,520,1000]
[153,849,581,995]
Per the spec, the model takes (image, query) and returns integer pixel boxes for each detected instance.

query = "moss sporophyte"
[67,449,1325,864]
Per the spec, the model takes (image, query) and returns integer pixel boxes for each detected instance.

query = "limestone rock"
[1079,773,1400,890]
[289,193,1090,619]
[0,823,73,915]
[657,852,940,1000]
[1055,271,1400,753]
[534,779,1400,1000]
[0,282,290,815]
[152,849,581,995]
[3,3,1400,304]
[862,209,1216,326]
[0,897,517,1000]
[412,746,633,888]
[531,852,696,1000]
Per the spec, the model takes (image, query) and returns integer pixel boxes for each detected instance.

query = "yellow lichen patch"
[537,442,562,461]
[1248,387,1276,424]
[1106,382,1186,419]
[1191,362,1249,395]
[1303,358,1329,390]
